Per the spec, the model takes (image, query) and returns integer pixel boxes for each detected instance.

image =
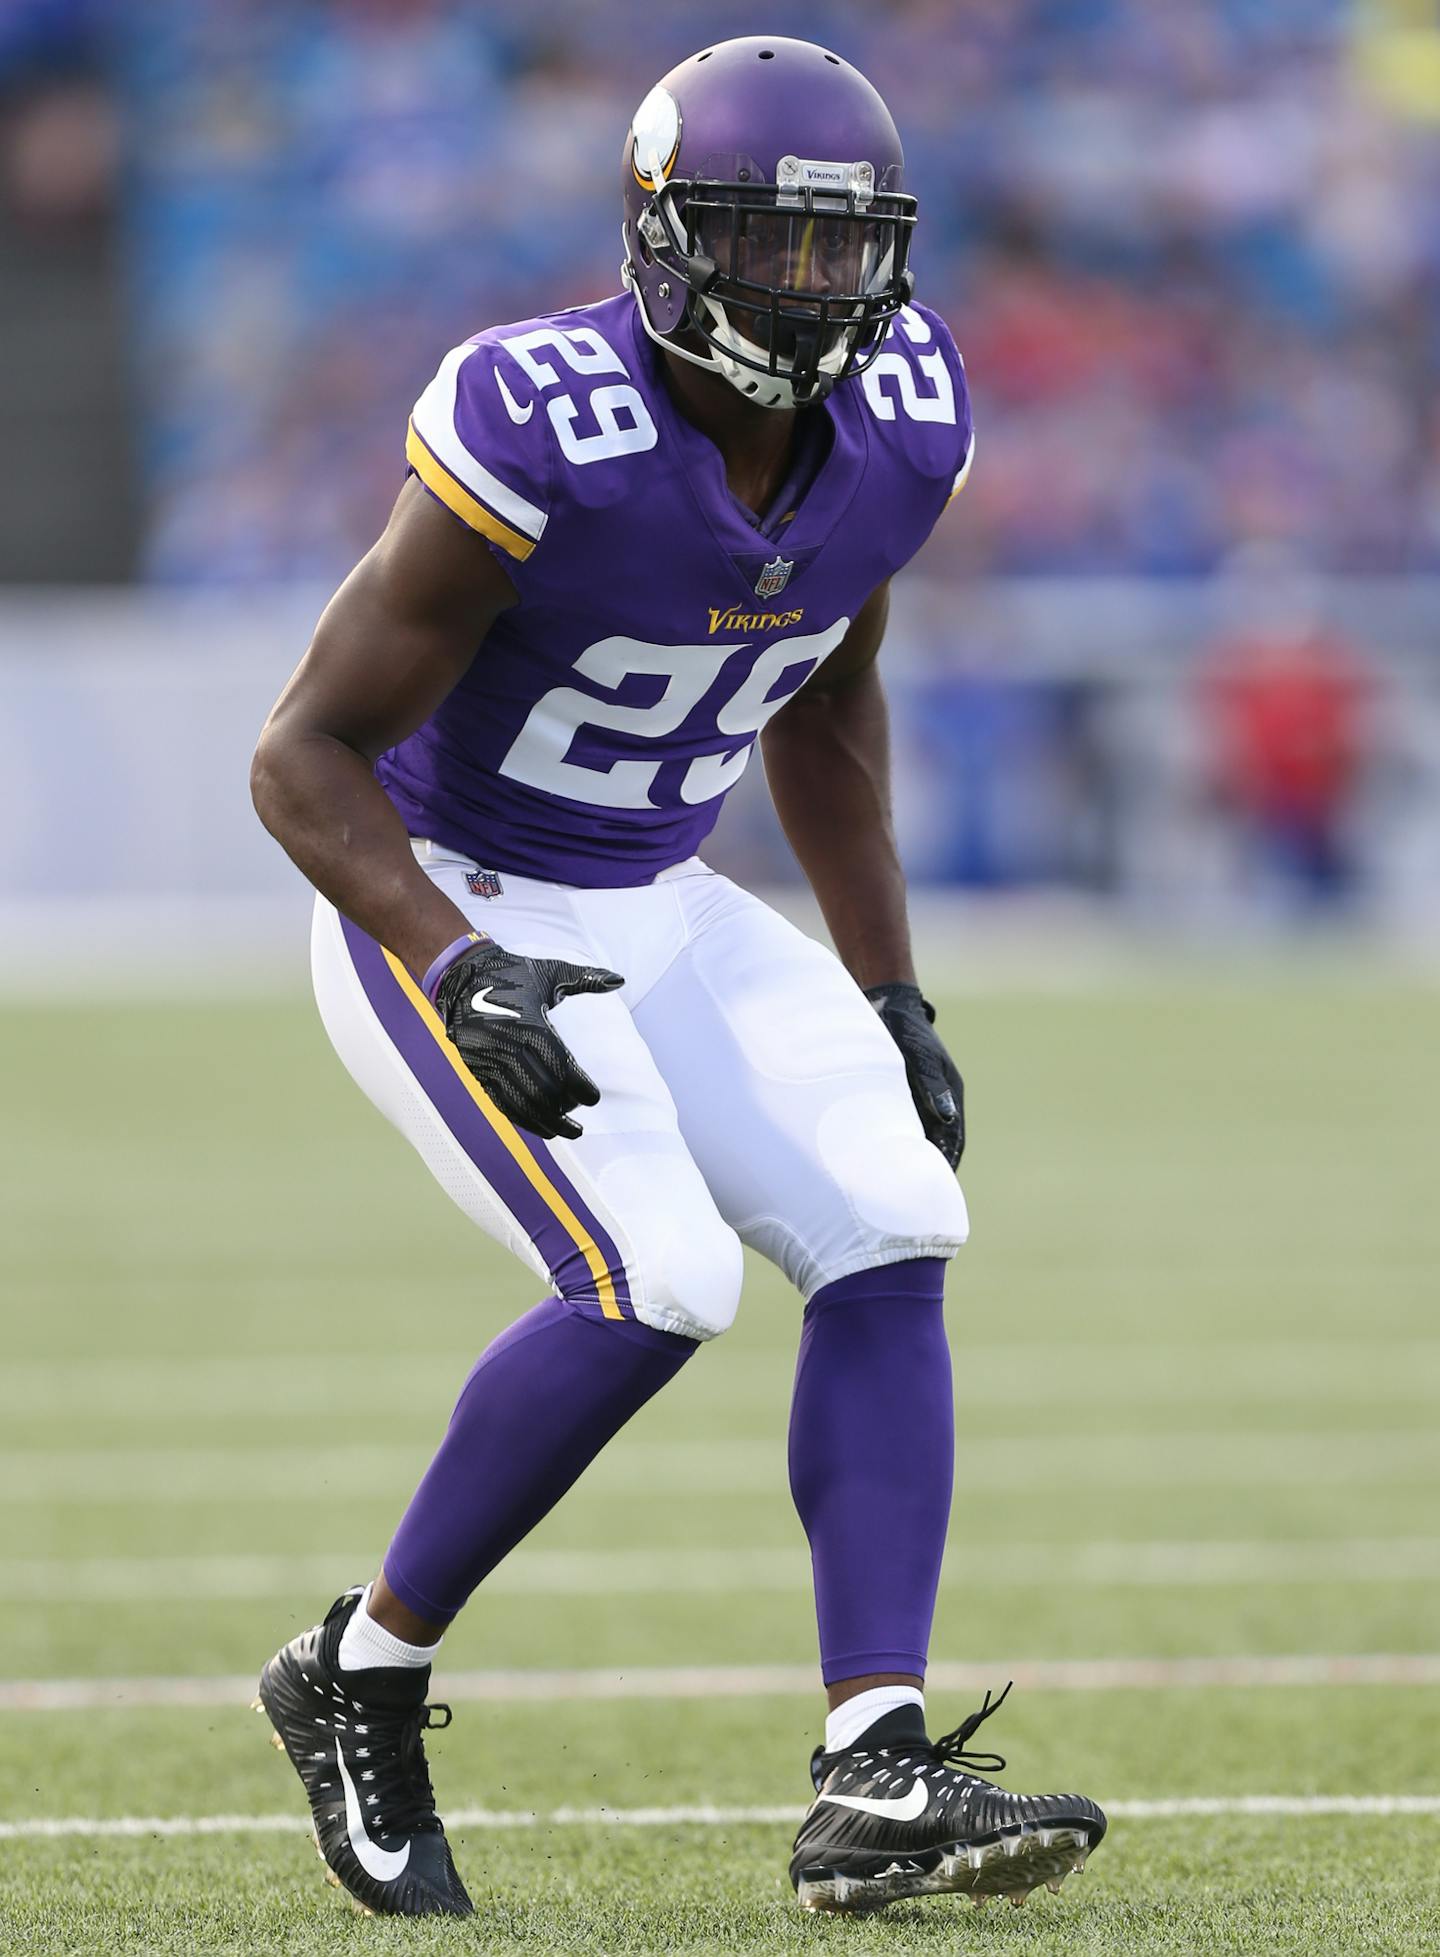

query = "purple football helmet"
[621,36,916,410]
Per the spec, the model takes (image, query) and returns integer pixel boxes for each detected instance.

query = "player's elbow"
[249,717,299,837]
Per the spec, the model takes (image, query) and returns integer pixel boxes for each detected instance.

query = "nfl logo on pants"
[754,555,794,598]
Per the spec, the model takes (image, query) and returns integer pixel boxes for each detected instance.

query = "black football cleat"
[255,1588,473,1918]
[789,1684,1106,1915]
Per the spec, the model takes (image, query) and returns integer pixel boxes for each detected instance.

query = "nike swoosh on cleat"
[468,987,521,1018]
[819,1781,929,1823]
[336,1749,411,1882]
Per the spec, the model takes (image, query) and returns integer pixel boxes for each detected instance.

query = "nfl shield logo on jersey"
[464,867,504,900]
[754,555,795,599]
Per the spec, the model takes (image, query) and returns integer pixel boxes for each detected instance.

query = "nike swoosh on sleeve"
[495,371,534,424]
[818,1781,929,1823]
[337,1750,411,1882]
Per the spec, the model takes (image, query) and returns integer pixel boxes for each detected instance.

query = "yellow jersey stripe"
[406,421,537,562]
[381,947,621,1320]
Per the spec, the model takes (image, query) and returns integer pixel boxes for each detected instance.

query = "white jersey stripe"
[949,431,975,502]
[411,342,548,543]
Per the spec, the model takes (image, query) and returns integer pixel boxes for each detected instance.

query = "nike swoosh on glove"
[864,981,965,1169]
[430,940,623,1141]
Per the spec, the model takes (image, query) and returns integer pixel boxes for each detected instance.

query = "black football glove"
[431,939,623,1142]
[864,981,965,1169]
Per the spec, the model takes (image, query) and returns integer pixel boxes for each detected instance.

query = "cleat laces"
[927,1680,1013,1779]
[360,1701,453,1837]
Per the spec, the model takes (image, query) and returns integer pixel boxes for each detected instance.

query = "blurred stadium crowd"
[3,0,1438,585]
[2,0,1438,926]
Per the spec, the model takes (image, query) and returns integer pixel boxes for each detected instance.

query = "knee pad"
[785,1104,969,1299]
[636,1210,744,1341]
[581,1147,744,1342]
[554,1216,741,1340]
[823,1094,969,1239]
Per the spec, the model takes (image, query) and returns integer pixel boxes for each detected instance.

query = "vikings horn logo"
[631,85,681,191]
[754,556,795,599]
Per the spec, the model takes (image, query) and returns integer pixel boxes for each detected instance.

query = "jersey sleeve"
[406,337,552,566]
[907,300,975,508]
[859,301,976,574]
[947,362,975,506]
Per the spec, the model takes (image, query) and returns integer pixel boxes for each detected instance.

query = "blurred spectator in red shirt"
[1201,581,1373,904]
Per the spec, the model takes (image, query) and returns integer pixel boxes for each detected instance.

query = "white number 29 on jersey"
[501,622,850,810]
[861,306,957,425]
[499,324,658,466]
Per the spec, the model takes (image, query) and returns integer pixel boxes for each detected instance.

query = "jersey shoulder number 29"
[861,303,974,503]
[407,316,657,565]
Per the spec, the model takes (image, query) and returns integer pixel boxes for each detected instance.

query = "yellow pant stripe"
[382,948,622,1320]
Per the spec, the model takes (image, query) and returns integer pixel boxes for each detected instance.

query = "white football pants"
[310,843,968,1342]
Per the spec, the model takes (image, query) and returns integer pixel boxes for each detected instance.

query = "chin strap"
[693,294,806,408]
[632,286,799,409]
[625,235,827,412]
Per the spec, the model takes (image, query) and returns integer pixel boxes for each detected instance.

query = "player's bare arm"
[763,580,910,988]
[250,478,514,979]
[764,582,965,1163]
[252,481,623,1142]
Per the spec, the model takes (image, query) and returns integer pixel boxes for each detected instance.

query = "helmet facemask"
[631,153,916,410]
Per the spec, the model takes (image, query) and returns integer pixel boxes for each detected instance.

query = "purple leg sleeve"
[383,1298,696,1624]
[788,1258,954,1686]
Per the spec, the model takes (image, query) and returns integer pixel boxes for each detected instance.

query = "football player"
[250,35,1105,1919]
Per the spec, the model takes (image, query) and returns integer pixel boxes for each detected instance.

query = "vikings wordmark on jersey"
[381,293,973,886]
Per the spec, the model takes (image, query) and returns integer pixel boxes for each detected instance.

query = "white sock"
[335,1583,443,1673]
[825,1684,925,1755]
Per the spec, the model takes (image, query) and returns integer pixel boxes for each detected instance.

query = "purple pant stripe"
[338,912,633,1318]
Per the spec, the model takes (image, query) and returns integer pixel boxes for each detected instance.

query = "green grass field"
[2,970,1438,1955]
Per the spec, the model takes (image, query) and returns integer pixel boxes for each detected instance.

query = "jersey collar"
[626,302,870,598]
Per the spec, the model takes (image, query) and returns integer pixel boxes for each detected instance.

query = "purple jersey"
[378,292,973,887]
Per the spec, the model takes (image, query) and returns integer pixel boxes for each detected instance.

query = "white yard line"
[5,1430,1439,1501]
[3,1795,1438,1842]
[10,1537,1440,1602]
[4,1341,1437,1417]
[4,1653,1438,1713]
